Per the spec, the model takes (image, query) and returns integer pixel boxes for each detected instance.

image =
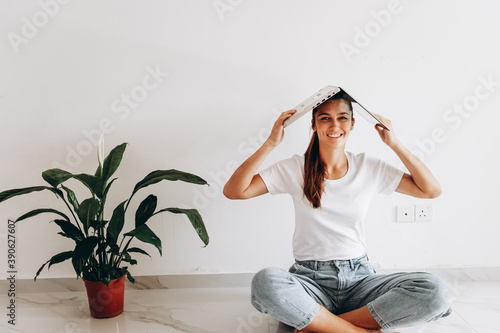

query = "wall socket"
[415,204,433,222]
[396,204,433,222]
[396,205,415,222]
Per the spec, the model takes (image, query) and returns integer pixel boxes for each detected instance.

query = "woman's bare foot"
[293,305,383,333]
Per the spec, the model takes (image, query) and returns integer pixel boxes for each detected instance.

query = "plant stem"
[59,194,85,236]
[98,226,102,267]
[115,236,134,268]
[110,236,124,269]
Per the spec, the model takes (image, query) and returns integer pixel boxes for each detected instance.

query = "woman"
[223,93,452,333]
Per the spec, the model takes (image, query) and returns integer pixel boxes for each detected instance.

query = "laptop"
[283,85,389,131]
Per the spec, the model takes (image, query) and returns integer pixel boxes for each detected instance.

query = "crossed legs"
[251,267,452,332]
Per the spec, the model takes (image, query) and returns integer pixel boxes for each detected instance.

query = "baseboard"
[0,273,255,294]
[1,267,499,294]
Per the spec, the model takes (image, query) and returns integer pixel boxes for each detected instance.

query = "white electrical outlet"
[415,204,433,222]
[397,205,415,222]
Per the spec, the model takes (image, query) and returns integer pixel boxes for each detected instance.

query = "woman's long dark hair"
[303,92,353,208]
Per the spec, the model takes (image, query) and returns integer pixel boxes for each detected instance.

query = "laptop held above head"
[283,85,389,131]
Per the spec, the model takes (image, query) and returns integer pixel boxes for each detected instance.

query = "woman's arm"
[373,114,442,199]
[223,110,296,200]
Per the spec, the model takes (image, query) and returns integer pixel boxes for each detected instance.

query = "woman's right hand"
[223,109,296,200]
[265,109,297,148]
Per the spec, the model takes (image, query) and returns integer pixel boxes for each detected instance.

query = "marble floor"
[0,281,499,333]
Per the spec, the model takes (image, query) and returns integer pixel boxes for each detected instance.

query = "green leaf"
[16,208,70,223]
[89,219,106,231]
[76,198,100,234]
[126,259,137,265]
[52,219,84,242]
[125,224,162,255]
[126,270,135,284]
[115,267,128,279]
[34,261,49,281]
[121,252,137,265]
[132,170,208,197]
[102,143,127,183]
[73,174,102,198]
[107,243,120,256]
[0,186,61,204]
[42,168,74,188]
[102,178,117,201]
[94,163,102,178]
[102,274,111,286]
[96,241,108,256]
[126,247,151,257]
[83,258,99,282]
[72,236,99,277]
[98,178,117,218]
[107,201,126,242]
[61,185,79,212]
[135,194,157,228]
[48,251,74,269]
[155,208,209,246]
[35,250,74,281]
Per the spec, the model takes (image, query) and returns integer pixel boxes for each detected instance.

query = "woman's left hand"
[372,113,400,148]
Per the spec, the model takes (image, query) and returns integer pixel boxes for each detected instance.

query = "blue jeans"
[251,254,453,330]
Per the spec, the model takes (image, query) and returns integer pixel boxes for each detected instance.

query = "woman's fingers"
[372,113,392,130]
[280,109,297,123]
[274,109,296,129]
[372,113,400,147]
[267,110,297,147]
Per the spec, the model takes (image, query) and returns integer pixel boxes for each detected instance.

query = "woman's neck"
[319,146,348,180]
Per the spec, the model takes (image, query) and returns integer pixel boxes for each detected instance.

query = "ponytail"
[303,131,325,208]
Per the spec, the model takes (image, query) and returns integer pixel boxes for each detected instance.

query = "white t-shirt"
[259,152,404,261]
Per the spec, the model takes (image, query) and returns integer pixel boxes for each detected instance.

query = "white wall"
[1,0,499,280]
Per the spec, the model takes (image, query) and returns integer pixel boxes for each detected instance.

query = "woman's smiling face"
[312,99,355,149]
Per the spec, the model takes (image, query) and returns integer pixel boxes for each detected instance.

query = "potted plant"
[0,140,209,318]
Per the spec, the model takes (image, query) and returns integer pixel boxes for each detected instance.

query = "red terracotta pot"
[83,274,126,318]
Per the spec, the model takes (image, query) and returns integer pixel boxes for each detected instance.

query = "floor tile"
[0,281,498,333]
[449,281,500,333]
